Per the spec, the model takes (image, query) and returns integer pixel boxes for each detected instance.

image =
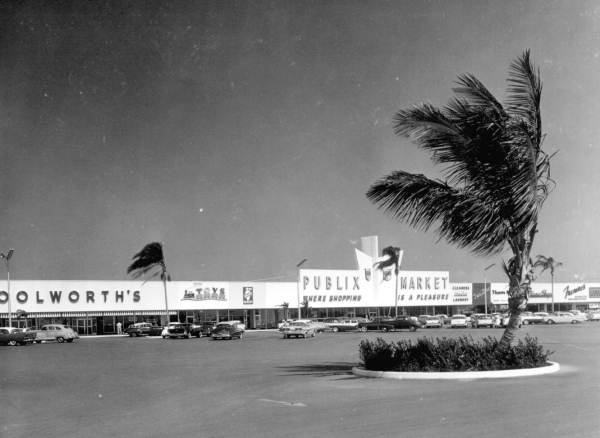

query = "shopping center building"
[1,237,598,334]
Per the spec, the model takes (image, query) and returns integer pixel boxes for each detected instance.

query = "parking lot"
[1,324,600,438]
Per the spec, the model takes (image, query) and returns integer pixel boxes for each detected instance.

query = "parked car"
[190,321,216,337]
[586,310,600,321]
[519,312,545,325]
[471,314,494,328]
[421,316,443,328]
[0,327,35,346]
[450,314,470,328]
[211,321,245,340]
[163,322,192,339]
[125,322,163,337]
[279,320,316,338]
[33,324,79,343]
[324,318,360,332]
[569,310,588,323]
[543,312,582,324]
[434,314,451,325]
[309,319,329,333]
[358,316,421,332]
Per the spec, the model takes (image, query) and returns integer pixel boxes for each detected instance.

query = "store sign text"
[302,275,362,291]
[0,290,140,305]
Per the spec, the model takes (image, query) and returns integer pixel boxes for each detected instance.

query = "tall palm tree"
[127,242,172,326]
[374,246,403,317]
[534,255,562,312]
[367,51,555,351]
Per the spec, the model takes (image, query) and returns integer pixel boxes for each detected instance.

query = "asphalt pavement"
[1,324,599,438]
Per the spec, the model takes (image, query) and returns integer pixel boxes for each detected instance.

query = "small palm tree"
[534,255,562,312]
[127,242,172,326]
[367,51,555,351]
[374,246,403,317]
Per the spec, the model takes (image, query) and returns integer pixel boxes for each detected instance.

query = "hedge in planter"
[359,335,553,372]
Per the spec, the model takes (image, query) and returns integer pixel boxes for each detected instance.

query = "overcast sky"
[0,0,598,283]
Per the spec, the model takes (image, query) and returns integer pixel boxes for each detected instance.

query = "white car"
[520,312,545,325]
[543,312,583,324]
[33,324,79,343]
[421,316,443,328]
[450,315,470,328]
[471,314,494,328]
[568,310,587,323]
[279,320,316,338]
[586,310,600,321]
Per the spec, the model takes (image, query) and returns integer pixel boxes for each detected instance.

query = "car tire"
[409,326,417,332]
[360,326,367,332]
[8,340,17,346]
[56,337,65,343]
[522,320,529,325]
[381,327,388,332]
[35,340,42,344]
[547,320,555,324]
[332,327,339,333]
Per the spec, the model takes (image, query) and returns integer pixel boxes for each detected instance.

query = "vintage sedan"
[421,316,443,328]
[125,322,163,337]
[520,312,546,325]
[450,314,471,328]
[471,314,494,328]
[33,324,79,343]
[279,320,316,338]
[586,310,600,321]
[358,316,421,332]
[211,321,245,340]
[0,327,35,346]
[163,322,192,339]
[543,312,582,324]
[324,318,360,332]
[190,321,216,337]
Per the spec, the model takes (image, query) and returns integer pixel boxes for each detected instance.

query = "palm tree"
[127,242,172,326]
[534,255,562,312]
[374,246,403,317]
[366,51,555,351]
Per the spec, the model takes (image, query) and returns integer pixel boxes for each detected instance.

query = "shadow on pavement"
[277,362,358,377]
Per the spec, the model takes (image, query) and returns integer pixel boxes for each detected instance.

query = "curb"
[352,361,560,380]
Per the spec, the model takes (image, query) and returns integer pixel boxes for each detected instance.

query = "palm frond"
[506,49,542,148]
[367,172,508,255]
[127,242,166,279]
[375,246,401,271]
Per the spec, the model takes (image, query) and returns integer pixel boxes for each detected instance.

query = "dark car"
[0,327,35,346]
[190,321,216,338]
[164,322,192,339]
[125,322,163,337]
[211,321,245,340]
[358,316,421,332]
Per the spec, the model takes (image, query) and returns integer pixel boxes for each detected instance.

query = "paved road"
[1,324,599,438]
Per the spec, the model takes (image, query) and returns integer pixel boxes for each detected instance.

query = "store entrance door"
[75,318,96,335]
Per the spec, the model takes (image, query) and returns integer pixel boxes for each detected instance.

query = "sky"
[0,0,599,284]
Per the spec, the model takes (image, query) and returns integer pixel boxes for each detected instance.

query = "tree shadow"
[276,362,359,378]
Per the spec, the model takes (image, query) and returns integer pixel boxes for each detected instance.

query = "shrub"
[359,335,553,372]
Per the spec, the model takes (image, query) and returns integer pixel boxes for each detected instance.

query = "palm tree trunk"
[162,277,169,326]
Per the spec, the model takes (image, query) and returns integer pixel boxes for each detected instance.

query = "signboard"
[299,269,373,307]
[377,270,452,306]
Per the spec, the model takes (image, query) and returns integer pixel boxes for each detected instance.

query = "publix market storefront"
[0,270,472,335]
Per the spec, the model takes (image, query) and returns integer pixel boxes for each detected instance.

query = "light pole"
[483,263,495,314]
[296,258,308,319]
[1,249,14,327]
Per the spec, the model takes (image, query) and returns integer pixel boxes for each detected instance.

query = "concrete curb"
[352,361,560,380]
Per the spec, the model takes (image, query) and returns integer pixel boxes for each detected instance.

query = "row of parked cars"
[124,321,246,340]
[277,309,600,338]
[0,324,79,346]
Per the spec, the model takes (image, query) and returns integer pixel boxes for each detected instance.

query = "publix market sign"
[300,269,452,307]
